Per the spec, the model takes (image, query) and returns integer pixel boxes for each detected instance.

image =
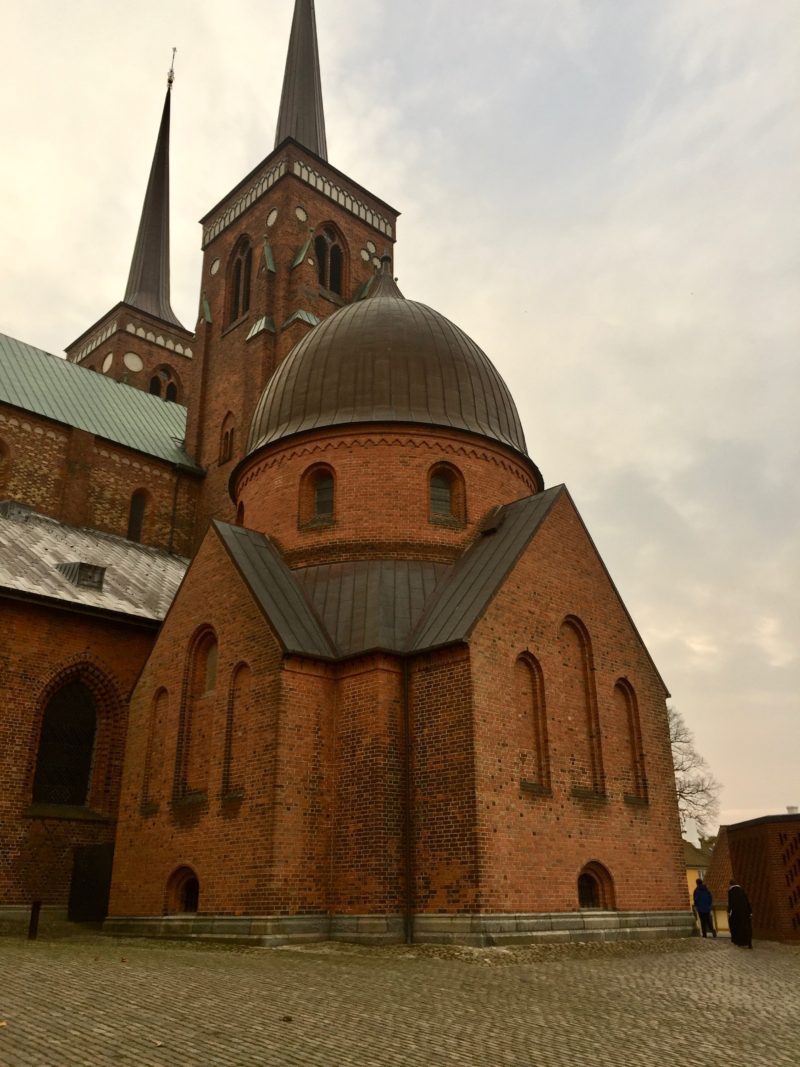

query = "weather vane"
[168,47,177,88]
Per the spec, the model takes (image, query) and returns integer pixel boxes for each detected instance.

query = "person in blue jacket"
[693,878,716,938]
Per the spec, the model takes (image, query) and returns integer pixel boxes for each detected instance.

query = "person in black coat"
[728,880,753,948]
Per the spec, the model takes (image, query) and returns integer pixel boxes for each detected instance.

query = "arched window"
[614,680,648,802]
[148,366,180,402]
[0,439,10,497]
[175,629,218,798]
[223,664,251,798]
[228,237,253,324]
[314,225,345,295]
[299,464,335,527]
[559,617,605,796]
[142,688,168,812]
[127,489,147,543]
[515,654,551,790]
[236,501,246,527]
[577,862,615,910]
[429,463,466,525]
[219,414,236,465]
[32,681,97,807]
[165,866,200,914]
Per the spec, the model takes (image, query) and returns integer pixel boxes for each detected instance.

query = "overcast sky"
[1,0,798,832]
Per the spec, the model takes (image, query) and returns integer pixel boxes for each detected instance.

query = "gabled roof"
[0,331,200,470]
[213,522,335,659]
[0,505,187,623]
[409,489,563,652]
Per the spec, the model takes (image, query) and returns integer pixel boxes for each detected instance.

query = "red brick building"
[0,0,691,944]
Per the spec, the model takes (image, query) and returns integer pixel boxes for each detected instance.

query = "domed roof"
[247,264,528,457]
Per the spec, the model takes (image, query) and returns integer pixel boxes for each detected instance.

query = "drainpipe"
[401,657,414,945]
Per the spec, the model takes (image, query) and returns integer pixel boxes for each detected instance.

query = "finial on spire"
[168,47,177,89]
[123,76,184,329]
[367,255,404,300]
[275,0,328,159]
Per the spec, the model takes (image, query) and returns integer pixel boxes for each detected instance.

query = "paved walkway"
[0,934,798,1066]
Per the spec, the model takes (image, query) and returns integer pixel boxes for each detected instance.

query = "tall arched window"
[299,464,335,527]
[228,237,253,324]
[614,679,648,802]
[314,225,345,295]
[32,681,97,807]
[175,629,218,799]
[219,413,236,465]
[429,463,466,525]
[223,664,251,798]
[142,688,168,812]
[559,617,605,796]
[0,439,10,497]
[127,490,148,543]
[515,654,551,791]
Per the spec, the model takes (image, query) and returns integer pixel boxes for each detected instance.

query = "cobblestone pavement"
[0,934,798,1066]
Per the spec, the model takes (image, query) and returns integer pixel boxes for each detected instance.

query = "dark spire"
[275,0,328,159]
[367,255,404,299]
[124,57,184,329]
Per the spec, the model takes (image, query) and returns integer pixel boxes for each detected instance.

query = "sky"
[1,0,797,831]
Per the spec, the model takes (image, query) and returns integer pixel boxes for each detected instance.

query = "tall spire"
[124,54,183,329]
[275,0,328,160]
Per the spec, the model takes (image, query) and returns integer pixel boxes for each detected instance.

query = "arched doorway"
[165,866,200,914]
[577,862,616,910]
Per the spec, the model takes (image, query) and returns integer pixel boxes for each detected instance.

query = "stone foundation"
[103,910,694,947]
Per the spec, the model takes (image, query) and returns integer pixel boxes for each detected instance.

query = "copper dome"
[247,271,528,457]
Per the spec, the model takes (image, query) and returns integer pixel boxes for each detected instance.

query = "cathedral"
[0,0,692,945]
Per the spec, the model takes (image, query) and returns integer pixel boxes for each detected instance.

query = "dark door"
[67,843,115,922]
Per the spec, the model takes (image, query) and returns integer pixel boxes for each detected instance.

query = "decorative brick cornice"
[282,539,462,569]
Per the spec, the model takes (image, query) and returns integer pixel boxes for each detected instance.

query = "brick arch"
[126,486,150,543]
[219,411,236,465]
[0,436,10,496]
[164,865,200,914]
[614,677,648,802]
[577,860,616,910]
[149,363,182,403]
[174,626,219,800]
[428,461,466,526]
[32,657,126,813]
[558,615,605,796]
[515,652,550,790]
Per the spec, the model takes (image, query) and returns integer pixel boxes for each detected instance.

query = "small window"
[314,226,345,295]
[299,464,336,527]
[149,376,161,397]
[127,490,147,542]
[32,681,97,807]
[149,366,180,402]
[429,463,466,525]
[228,238,253,324]
[219,414,236,465]
[165,382,178,403]
[236,501,245,526]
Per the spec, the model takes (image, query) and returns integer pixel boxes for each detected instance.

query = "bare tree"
[667,704,721,837]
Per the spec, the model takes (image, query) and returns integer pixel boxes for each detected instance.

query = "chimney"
[788,806,799,815]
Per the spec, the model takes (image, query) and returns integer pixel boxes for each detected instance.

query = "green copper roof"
[0,331,199,470]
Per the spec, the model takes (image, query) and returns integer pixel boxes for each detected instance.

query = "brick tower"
[185,0,399,541]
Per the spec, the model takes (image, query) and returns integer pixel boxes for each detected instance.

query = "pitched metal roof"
[124,83,184,329]
[0,332,199,470]
[0,505,187,622]
[213,522,335,658]
[295,559,449,656]
[408,489,564,652]
[275,0,328,160]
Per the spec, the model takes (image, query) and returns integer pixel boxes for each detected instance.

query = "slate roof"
[213,522,335,659]
[0,505,187,622]
[296,559,449,656]
[409,489,563,652]
[0,331,199,470]
[213,492,563,661]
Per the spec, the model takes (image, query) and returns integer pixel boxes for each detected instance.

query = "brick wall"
[0,600,154,907]
[0,406,199,554]
[727,817,800,941]
[236,426,537,566]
